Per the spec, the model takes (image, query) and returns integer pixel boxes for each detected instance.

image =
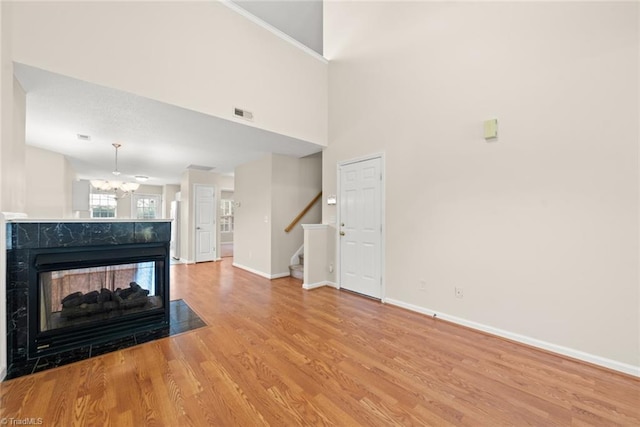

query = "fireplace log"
[61,291,84,308]
[114,282,150,309]
[82,290,100,304]
[61,291,83,304]
[97,288,113,303]
[115,282,148,300]
[103,301,118,311]
[61,302,106,319]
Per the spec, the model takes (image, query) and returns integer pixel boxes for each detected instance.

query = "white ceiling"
[14,3,323,186]
[14,63,324,185]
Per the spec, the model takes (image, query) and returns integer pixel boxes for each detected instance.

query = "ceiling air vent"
[77,134,91,141]
[233,107,253,121]
[186,164,216,172]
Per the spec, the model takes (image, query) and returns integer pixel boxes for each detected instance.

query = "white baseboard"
[303,281,326,290]
[232,263,290,280]
[303,281,339,290]
[271,272,291,279]
[232,263,270,279]
[384,298,640,378]
[0,367,5,382]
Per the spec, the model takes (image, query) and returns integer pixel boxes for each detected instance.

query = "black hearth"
[6,220,172,377]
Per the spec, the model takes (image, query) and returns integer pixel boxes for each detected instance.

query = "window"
[90,193,117,218]
[220,199,234,233]
[133,194,161,219]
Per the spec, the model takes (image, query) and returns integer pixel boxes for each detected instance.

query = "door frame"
[336,152,386,301]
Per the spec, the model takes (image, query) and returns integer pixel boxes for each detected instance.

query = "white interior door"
[194,184,216,263]
[339,157,383,299]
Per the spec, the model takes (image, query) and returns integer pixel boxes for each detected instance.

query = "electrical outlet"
[455,287,464,299]
[419,280,427,291]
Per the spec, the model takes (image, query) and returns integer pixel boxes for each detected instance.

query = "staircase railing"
[284,191,322,232]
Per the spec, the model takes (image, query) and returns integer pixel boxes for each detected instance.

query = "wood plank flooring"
[1,258,639,426]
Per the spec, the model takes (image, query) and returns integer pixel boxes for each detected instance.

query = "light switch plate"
[484,119,498,140]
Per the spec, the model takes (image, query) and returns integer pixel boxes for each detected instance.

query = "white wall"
[303,224,329,288]
[0,0,10,214]
[218,175,235,195]
[234,156,272,275]
[25,146,74,219]
[324,1,639,372]
[10,1,327,146]
[1,76,26,213]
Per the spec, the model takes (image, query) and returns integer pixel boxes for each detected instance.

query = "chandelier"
[90,143,140,197]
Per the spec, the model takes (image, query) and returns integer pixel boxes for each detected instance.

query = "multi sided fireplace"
[30,244,169,357]
[5,220,172,376]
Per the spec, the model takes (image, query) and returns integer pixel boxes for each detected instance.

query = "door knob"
[340,231,345,236]
[196,227,201,230]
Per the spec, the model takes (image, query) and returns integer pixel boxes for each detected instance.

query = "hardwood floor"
[2,258,639,426]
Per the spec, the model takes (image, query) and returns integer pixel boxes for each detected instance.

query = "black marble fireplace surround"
[5,220,186,380]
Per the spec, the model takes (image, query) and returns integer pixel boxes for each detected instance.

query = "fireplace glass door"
[39,261,163,332]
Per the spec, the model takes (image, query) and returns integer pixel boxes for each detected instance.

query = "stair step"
[289,264,304,280]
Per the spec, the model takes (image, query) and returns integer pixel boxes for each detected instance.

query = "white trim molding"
[302,224,328,230]
[302,281,327,290]
[303,281,339,290]
[232,263,290,280]
[233,262,270,279]
[219,0,327,64]
[384,298,640,378]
